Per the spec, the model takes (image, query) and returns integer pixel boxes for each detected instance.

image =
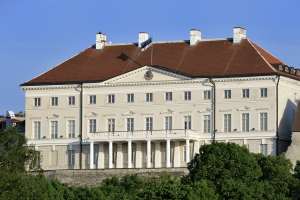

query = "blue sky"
[0,0,299,114]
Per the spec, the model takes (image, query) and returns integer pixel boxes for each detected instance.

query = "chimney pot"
[138,32,151,48]
[190,29,202,45]
[233,27,247,43]
[96,32,107,50]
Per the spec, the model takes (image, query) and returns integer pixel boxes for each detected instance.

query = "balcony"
[88,129,276,142]
[89,129,203,142]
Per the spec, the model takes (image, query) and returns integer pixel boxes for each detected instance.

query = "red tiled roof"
[22,38,296,86]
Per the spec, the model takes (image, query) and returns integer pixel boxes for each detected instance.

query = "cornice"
[22,75,277,91]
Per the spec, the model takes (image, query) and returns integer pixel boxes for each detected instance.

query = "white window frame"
[50,120,58,139]
[260,88,268,98]
[146,93,153,102]
[51,97,58,106]
[89,95,96,104]
[260,112,268,131]
[145,117,153,131]
[165,116,172,130]
[34,97,41,107]
[204,90,211,100]
[108,118,115,132]
[127,118,134,132]
[33,121,41,139]
[224,90,231,99]
[127,93,134,103]
[165,92,172,101]
[203,114,211,133]
[68,96,75,106]
[107,94,115,104]
[67,120,75,138]
[241,113,250,132]
[224,114,232,133]
[242,89,250,98]
[184,91,191,101]
[89,119,97,133]
[184,115,192,130]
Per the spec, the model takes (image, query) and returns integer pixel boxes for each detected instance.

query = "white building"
[21,27,300,170]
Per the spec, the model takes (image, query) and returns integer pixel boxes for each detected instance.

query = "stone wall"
[36,168,189,187]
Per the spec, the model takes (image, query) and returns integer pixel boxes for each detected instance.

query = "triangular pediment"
[103,66,191,84]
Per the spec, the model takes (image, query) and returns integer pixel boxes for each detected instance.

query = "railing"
[90,129,199,141]
[89,129,276,141]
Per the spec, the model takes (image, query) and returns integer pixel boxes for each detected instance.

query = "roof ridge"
[251,41,284,65]
[247,38,278,73]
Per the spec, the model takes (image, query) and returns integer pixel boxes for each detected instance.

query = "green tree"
[0,128,39,172]
[186,142,298,200]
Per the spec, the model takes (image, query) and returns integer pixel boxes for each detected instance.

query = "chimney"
[96,32,107,50]
[233,27,247,43]
[138,32,151,48]
[190,29,202,45]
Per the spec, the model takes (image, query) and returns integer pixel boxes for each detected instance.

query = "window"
[108,118,115,132]
[184,91,191,101]
[89,95,96,104]
[260,88,268,98]
[260,112,268,131]
[204,90,211,100]
[68,96,75,105]
[242,113,250,132]
[68,120,75,138]
[203,115,211,133]
[127,118,134,132]
[260,144,268,156]
[50,121,58,139]
[108,94,115,104]
[34,97,41,107]
[184,115,192,130]
[145,117,153,131]
[165,116,172,130]
[127,93,134,103]
[51,97,58,106]
[224,90,231,99]
[242,89,250,98]
[146,93,153,102]
[165,92,172,101]
[33,121,41,139]
[68,149,75,169]
[89,119,96,133]
[224,114,232,132]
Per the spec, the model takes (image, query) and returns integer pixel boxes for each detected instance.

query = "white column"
[154,141,161,168]
[173,141,181,167]
[193,140,200,157]
[98,143,105,169]
[166,139,171,168]
[128,140,132,168]
[186,139,190,164]
[135,142,143,168]
[89,141,94,169]
[116,143,123,168]
[108,141,113,169]
[147,140,151,168]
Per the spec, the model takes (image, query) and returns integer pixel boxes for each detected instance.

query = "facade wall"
[23,72,300,170]
[278,77,300,152]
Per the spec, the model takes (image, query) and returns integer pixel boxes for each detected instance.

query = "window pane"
[204,115,211,133]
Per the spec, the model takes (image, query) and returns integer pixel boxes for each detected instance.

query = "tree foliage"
[1,127,300,199]
[0,128,39,172]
